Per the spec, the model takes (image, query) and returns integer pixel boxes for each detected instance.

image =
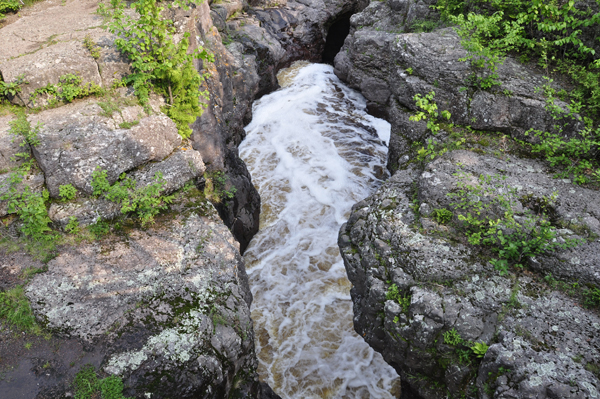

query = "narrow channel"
[239,62,400,398]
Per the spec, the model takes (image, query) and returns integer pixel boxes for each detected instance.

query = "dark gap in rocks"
[322,12,352,65]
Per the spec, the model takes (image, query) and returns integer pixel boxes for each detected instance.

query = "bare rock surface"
[29,98,181,198]
[0,199,267,398]
[0,0,130,106]
[339,150,600,398]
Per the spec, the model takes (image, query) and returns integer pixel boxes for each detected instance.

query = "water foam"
[240,63,399,398]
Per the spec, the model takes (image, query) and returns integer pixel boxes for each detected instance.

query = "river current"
[239,62,400,398]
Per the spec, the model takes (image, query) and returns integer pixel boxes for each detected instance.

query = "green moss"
[0,285,42,334]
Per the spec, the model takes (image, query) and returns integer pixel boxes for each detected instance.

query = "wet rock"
[339,150,600,398]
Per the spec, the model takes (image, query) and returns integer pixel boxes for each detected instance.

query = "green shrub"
[448,171,582,275]
[471,341,489,358]
[1,114,54,241]
[432,208,453,224]
[91,168,174,225]
[443,328,463,346]
[59,184,78,201]
[386,284,411,312]
[31,74,102,106]
[104,0,214,138]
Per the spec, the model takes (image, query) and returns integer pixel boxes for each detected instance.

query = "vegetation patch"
[433,0,600,184]
[91,168,175,226]
[30,74,103,107]
[203,170,237,203]
[0,285,42,335]
[386,283,411,313]
[101,0,214,138]
[73,364,130,399]
[448,171,582,275]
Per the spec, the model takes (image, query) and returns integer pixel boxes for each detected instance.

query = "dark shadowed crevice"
[322,13,352,65]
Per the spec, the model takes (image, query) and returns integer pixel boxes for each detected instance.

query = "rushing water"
[239,62,400,398]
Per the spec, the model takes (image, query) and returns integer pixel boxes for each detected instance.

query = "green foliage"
[0,285,41,334]
[411,18,441,33]
[471,341,489,358]
[83,35,101,59]
[1,114,54,241]
[443,328,463,346]
[91,168,174,225]
[448,171,582,275]
[65,216,80,234]
[0,0,19,17]
[432,208,453,224]
[105,0,214,138]
[74,365,130,399]
[516,80,600,185]
[438,0,600,112]
[118,120,139,129]
[59,184,78,201]
[410,91,461,161]
[203,170,237,203]
[0,74,27,101]
[410,91,451,135]
[0,0,44,17]
[31,73,102,106]
[385,284,411,312]
[88,220,111,239]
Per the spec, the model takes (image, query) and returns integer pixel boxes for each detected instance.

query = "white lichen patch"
[104,309,212,376]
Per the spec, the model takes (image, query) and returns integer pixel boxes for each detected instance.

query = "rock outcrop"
[334,1,583,174]
[336,2,600,398]
[339,150,600,398]
[1,0,374,396]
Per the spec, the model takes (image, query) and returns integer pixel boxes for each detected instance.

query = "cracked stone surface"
[0,0,130,106]
[339,150,600,398]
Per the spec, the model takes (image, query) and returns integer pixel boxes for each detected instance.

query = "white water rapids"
[239,62,400,398]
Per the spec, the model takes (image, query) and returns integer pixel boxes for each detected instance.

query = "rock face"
[335,2,600,397]
[334,1,582,174]
[25,203,262,398]
[339,150,600,398]
[30,99,182,198]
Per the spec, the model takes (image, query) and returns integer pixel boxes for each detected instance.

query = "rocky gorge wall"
[0,0,369,397]
[335,1,600,398]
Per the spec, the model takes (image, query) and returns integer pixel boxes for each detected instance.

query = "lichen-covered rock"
[29,98,181,198]
[47,149,206,228]
[25,203,264,398]
[339,150,600,398]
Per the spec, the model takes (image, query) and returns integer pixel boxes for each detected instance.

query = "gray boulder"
[48,149,206,229]
[334,4,583,173]
[339,150,600,398]
[25,202,263,398]
[0,0,130,107]
[29,98,181,198]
